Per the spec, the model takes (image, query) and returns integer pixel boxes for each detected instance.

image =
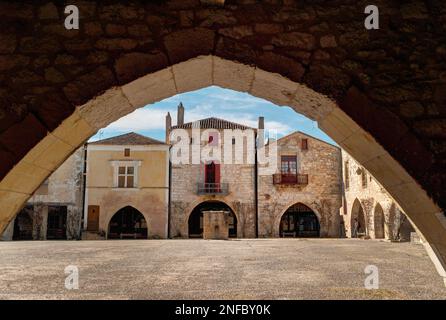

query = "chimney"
[257,116,265,147]
[177,102,184,126]
[258,116,264,130]
[165,112,172,143]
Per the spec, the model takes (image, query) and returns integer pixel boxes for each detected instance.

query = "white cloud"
[98,103,293,137]
[104,108,169,132]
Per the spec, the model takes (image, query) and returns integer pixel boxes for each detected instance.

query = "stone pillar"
[32,204,48,240]
[203,210,229,240]
[0,219,14,240]
[67,205,82,240]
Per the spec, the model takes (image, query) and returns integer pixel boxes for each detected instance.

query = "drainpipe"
[80,143,88,240]
[255,117,264,238]
[167,145,172,238]
[254,145,259,238]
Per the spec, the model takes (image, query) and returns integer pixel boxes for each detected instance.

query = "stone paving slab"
[0,239,444,300]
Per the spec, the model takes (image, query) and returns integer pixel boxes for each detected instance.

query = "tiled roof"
[89,132,166,145]
[172,117,254,130]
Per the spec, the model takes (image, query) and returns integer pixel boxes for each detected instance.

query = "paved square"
[0,239,445,299]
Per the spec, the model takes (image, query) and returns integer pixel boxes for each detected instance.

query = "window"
[124,148,130,157]
[118,165,135,188]
[281,155,297,183]
[301,138,308,150]
[208,132,219,146]
[232,137,236,145]
[361,168,368,188]
[344,161,350,189]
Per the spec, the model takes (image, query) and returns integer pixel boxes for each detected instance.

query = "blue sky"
[90,86,335,145]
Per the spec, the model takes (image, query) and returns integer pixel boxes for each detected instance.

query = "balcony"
[197,182,229,195]
[273,173,308,186]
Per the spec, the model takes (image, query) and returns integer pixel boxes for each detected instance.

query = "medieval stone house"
[341,150,415,241]
[1,147,85,241]
[83,133,170,239]
[167,104,258,238]
[167,105,343,239]
[258,131,342,238]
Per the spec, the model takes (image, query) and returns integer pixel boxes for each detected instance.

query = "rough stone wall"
[170,126,256,238]
[1,147,84,240]
[258,132,342,237]
[0,1,445,214]
[341,150,415,240]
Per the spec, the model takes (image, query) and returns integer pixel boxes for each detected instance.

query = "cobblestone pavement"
[0,239,445,300]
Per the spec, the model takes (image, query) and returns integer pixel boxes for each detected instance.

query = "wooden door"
[87,205,100,231]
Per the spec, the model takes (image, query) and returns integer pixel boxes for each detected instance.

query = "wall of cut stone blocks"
[341,150,415,240]
[258,132,343,238]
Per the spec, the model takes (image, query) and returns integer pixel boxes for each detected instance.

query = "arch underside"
[108,206,148,240]
[0,0,445,283]
[188,200,237,238]
[279,203,320,238]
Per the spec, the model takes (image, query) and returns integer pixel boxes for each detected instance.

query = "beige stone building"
[0,104,416,243]
[1,147,85,241]
[167,105,342,239]
[167,104,258,238]
[341,150,415,241]
[258,132,342,238]
[84,133,169,239]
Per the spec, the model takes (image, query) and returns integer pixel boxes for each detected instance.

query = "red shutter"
[215,163,220,184]
[215,163,221,192]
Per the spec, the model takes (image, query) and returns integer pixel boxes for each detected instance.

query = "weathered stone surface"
[38,3,59,20]
[95,38,138,51]
[114,52,168,84]
[0,114,47,158]
[272,32,316,50]
[63,66,116,105]
[400,101,425,118]
[20,37,60,54]
[84,22,103,37]
[0,55,30,71]
[320,35,337,48]
[0,35,17,54]
[44,67,66,84]
[105,24,127,36]
[164,28,215,63]
[257,52,305,82]
[219,25,253,39]
[414,120,446,139]
[254,23,283,34]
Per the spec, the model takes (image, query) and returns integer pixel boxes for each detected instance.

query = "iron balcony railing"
[197,182,229,195]
[273,173,309,186]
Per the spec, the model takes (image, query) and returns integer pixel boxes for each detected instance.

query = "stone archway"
[279,203,320,238]
[187,200,237,238]
[351,198,367,238]
[0,1,445,283]
[107,205,148,239]
[374,203,385,239]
